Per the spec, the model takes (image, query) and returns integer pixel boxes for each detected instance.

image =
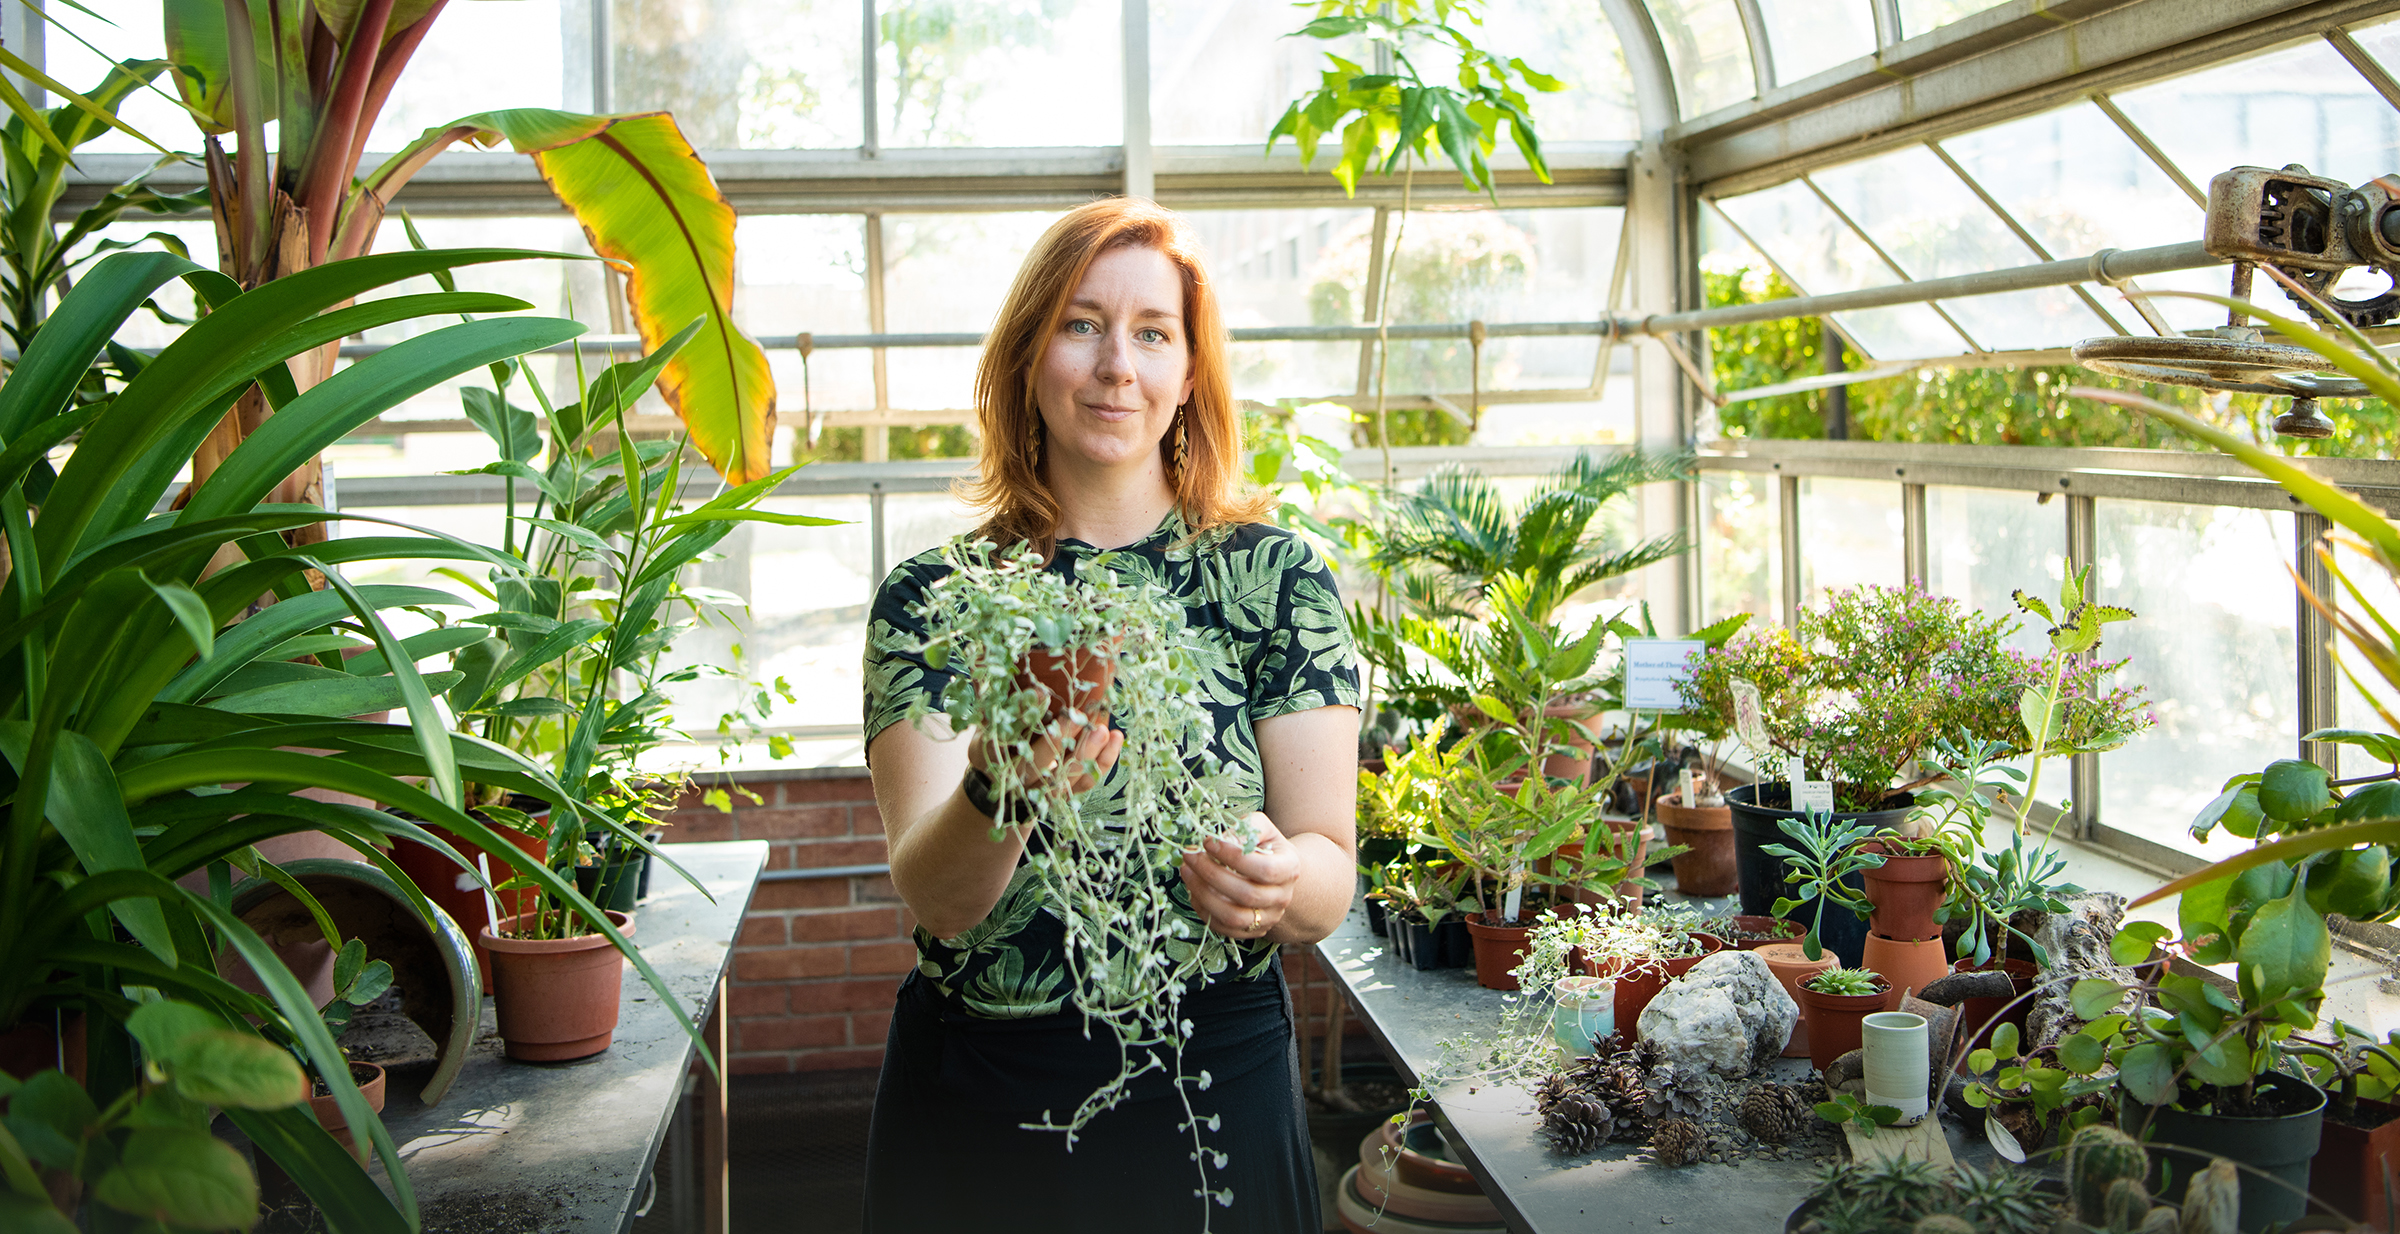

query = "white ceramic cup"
[1860,1010,1930,1124]
[1551,976,1615,1056]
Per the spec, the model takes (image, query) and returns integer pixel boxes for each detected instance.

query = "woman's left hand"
[1180,811,1300,942]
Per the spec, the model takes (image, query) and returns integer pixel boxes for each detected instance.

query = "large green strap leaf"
[468,109,776,481]
[0,725,176,961]
[159,583,460,704]
[209,670,465,717]
[0,251,199,444]
[179,315,586,523]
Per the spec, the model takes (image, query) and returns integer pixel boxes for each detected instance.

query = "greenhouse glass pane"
[1700,471,1780,626]
[2110,37,2400,195]
[2349,15,2400,94]
[1923,487,2061,656]
[882,213,1060,408]
[371,1,565,148]
[2332,535,2400,781]
[614,0,864,148]
[728,495,880,730]
[1711,188,1967,359]
[1937,287,2112,353]
[1895,0,2007,40]
[1475,0,1642,140]
[1151,1,1366,147]
[1366,208,1619,399]
[877,0,1121,147]
[1798,478,1900,605]
[2095,502,2296,857]
[1190,207,1377,404]
[740,216,876,417]
[1753,0,1876,87]
[1809,146,2039,281]
[41,2,192,155]
[1647,0,1756,119]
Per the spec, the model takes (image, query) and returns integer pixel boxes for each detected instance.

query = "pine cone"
[1738,1082,1809,1144]
[1532,1071,1575,1115]
[1595,1051,1650,1113]
[1643,1060,1712,1121]
[1541,1092,1616,1154]
[1650,1116,1707,1167]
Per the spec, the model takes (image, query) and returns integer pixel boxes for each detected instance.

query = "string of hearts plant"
[903,538,1261,1217]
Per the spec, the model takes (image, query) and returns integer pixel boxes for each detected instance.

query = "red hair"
[962,198,1273,554]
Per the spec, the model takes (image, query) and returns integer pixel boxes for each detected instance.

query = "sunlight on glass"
[1753,0,1878,87]
[371,0,565,148]
[739,216,875,425]
[1700,471,1780,624]
[878,0,1120,147]
[1475,0,1640,140]
[2332,532,2400,781]
[1648,0,1755,119]
[1152,1,1366,147]
[2098,502,2297,857]
[1798,477,1901,604]
[37,0,190,155]
[882,212,1059,406]
[1710,187,1967,359]
[1896,0,2008,40]
[614,0,864,148]
[2112,36,2400,195]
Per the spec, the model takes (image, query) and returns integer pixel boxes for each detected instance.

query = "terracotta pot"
[1715,915,1804,951]
[1860,843,1948,942]
[1016,642,1116,723]
[1590,933,1728,1044]
[1538,703,1600,785]
[1368,1109,1485,1197]
[1796,974,1890,1073]
[390,804,551,988]
[1757,942,1837,1059]
[2313,1097,2400,1228]
[1951,956,2038,1062]
[1462,911,1538,990]
[481,909,635,1061]
[1657,793,1736,896]
[1859,933,1949,1010]
[1355,1111,1503,1224]
[0,1012,86,1084]
[308,1060,388,1163]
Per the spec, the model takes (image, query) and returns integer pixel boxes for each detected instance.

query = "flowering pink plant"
[1680,581,2150,810]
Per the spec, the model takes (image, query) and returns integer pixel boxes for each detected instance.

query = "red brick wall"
[661,767,1370,1077]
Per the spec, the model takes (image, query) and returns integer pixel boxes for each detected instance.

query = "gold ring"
[1250,908,1263,933]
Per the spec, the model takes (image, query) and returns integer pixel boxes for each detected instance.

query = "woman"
[858,198,1361,1233]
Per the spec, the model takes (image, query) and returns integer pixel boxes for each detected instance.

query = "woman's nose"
[1093,328,1135,384]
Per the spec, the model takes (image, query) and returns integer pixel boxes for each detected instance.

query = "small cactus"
[2103,1178,2154,1232]
[2138,1205,2179,1234]
[2067,1125,2151,1226]
[1912,1215,1977,1234]
[2178,1159,2240,1234]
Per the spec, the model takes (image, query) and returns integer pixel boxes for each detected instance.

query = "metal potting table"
[367,839,766,1234]
[1314,908,1989,1233]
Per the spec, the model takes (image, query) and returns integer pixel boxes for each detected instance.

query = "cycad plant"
[0,246,704,1231]
[1369,451,1689,624]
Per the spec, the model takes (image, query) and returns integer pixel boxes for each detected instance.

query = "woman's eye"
[1137,328,1167,344]
[1067,319,1098,335]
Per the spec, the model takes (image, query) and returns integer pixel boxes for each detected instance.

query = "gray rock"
[1634,951,1799,1078]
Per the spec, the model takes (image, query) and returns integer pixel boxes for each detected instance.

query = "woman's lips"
[1087,403,1138,422]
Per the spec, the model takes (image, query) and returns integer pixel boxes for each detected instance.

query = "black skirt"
[860,955,1318,1234]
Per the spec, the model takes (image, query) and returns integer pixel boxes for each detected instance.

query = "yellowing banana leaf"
[349,109,776,482]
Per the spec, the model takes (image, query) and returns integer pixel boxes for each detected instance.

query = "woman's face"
[1034,244,1194,475]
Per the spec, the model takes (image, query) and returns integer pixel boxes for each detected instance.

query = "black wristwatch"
[961,765,1003,819]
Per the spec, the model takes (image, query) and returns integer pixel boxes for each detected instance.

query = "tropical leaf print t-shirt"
[861,511,1362,1021]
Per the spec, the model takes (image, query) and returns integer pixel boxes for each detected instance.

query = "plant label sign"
[1730,678,1768,752]
[1795,780,1836,813]
[1622,639,1706,710]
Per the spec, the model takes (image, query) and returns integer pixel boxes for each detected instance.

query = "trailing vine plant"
[902,538,1261,1216]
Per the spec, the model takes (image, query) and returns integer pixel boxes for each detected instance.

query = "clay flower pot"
[1796,972,1890,1073]
[390,802,551,988]
[309,1060,388,1163]
[1463,911,1537,990]
[1951,956,2038,1060]
[1757,942,1837,1059]
[1016,642,1116,723]
[1657,792,1735,896]
[2313,1097,2400,1228]
[1589,933,1728,1044]
[482,909,636,1061]
[1860,933,1950,1010]
[1859,842,1948,942]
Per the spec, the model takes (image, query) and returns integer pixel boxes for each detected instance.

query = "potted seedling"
[2292,1021,2400,1227]
[302,940,396,1162]
[1796,967,1891,1074]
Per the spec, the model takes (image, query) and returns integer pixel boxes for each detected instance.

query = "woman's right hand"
[968,710,1124,801]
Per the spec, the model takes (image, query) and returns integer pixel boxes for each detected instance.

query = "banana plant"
[155,0,778,535]
[0,246,713,1231]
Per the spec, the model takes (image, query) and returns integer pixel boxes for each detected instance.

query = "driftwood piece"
[1915,970,2014,1008]
[2024,890,2135,1051]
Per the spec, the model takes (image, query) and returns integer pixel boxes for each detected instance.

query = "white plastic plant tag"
[1679,767,1696,807]
[1796,780,1836,813]
[1985,1115,2027,1163]
[1784,755,1807,788]
[1501,881,1524,925]
[1731,678,1768,751]
[1622,639,1706,710]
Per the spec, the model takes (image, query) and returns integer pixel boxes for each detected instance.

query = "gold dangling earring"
[1174,407,1190,473]
[1027,413,1043,466]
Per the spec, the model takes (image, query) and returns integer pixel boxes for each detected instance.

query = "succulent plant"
[1805,967,1889,998]
[1914,1216,1978,1234]
[2066,1125,2151,1228]
[2177,1159,2240,1234]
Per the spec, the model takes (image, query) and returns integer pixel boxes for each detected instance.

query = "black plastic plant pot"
[1433,917,1475,968]
[1394,919,1441,971]
[2120,1070,2326,1233]
[1364,897,1388,936]
[575,837,644,914]
[1727,783,1916,969]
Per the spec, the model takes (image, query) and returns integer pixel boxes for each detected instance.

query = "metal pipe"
[759,863,891,882]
